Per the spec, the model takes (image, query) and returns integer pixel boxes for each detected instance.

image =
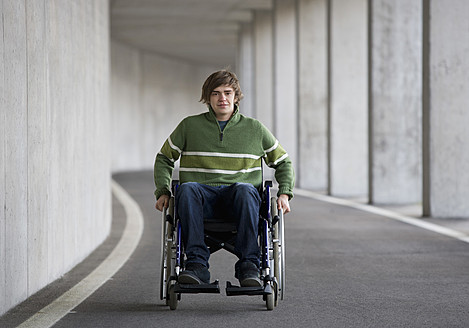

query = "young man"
[154,70,294,287]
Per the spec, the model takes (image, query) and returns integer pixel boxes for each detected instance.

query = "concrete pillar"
[423,0,469,218]
[253,10,275,181]
[254,10,274,132]
[0,0,4,312]
[329,0,368,197]
[26,0,50,295]
[298,0,328,190]
[238,23,255,118]
[47,0,69,282]
[368,0,422,205]
[274,0,298,172]
[3,0,28,309]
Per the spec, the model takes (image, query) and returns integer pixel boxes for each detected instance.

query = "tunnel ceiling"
[110,0,273,67]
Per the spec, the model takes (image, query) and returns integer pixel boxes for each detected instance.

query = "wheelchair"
[159,180,285,311]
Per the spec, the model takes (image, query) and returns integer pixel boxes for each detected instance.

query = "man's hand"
[277,194,291,214]
[155,194,170,212]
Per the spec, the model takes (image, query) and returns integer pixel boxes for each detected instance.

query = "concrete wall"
[298,0,328,190]
[254,11,274,133]
[329,0,368,197]
[274,0,298,174]
[237,23,255,118]
[0,0,111,316]
[252,10,275,181]
[423,0,469,217]
[369,0,422,204]
[110,41,143,172]
[0,0,4,314]
[110,40,218,172]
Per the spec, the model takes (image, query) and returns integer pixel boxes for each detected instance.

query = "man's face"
[210,85,237,121]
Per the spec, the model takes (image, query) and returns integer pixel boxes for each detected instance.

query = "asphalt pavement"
[2,171,469,328]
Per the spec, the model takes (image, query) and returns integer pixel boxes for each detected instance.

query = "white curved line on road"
[17,180,144,328]
[295,189,469,244]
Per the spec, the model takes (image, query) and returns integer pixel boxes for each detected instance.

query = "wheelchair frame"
[159,180,285,311]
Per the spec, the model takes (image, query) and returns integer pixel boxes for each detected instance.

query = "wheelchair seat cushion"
[203,220,237,232]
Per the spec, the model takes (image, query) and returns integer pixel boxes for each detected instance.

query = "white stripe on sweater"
[265,140,279,153]
[182,151,261,160]
[179,167,262,175]
[268,153,289,166]
[168,136,182,154]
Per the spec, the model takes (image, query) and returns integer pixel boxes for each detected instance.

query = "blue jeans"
[176,182,261,270]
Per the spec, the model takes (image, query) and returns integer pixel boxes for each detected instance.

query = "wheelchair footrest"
[225,281,272,296]
[174,280,221,294]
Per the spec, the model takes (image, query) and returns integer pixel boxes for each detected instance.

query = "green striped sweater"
[154,106,295,200]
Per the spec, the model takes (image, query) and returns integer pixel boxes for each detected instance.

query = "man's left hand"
[277,194,291,214]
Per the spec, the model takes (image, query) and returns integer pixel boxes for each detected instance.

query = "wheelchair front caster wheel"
[266,280,278,310]
[169,285,178,310]
[273,280,279,307]
[266,292,274,311]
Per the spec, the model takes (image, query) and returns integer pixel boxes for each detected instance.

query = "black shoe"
[178,263,210,284]
[236,261,262,287]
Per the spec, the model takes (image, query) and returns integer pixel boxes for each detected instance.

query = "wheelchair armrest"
[165,197,175,226]
[270,196,280,225]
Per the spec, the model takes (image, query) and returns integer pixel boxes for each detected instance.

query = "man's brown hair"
[200,70,244,105]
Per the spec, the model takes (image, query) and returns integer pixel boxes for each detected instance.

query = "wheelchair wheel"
[272,278,279,307]
[271,197,285,301]
[264,277,279,310]
[266,287,274,311]
[168,284,178,310]
[160,198,175,303]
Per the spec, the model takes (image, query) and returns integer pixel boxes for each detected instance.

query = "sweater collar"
[208,104,241,124]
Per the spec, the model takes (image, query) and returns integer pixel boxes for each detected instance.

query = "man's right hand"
[155,194,170,212]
